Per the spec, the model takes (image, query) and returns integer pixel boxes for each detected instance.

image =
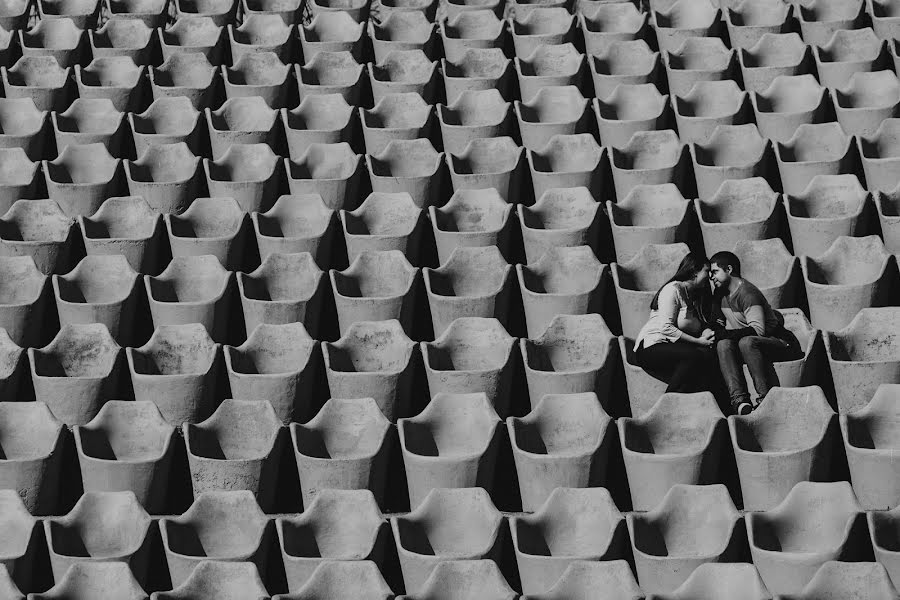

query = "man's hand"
[700,329,715,347]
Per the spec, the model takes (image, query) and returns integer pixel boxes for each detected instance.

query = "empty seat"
[593,82,671,150]
[368,139,445,209]
[251,194,334,267]
[580,2,648,58]
[447,136,524,203]
[224,323,319,425]
[782,561,900,600]
[508,393,613,511]
[651,0,722,54]
[423,246,513,337]
[330,250,418,335]
[437,89,512,156]
[390,487,504,593]
[0,199,73,275]
[88,18,155,63]
[842,384,900,509]
[588,40,662,103]
[398,559,515,600]
[164,197,246,270]
[342,191,422,265]
[0,98,46,163]
[126,323,221,424]
[18,18,85,68]
[52,254,140,344]
[801,235,892,330]
[322,320,417,422]
[690,124,771,200]
[733,238,803,309]
[128,97,201,159]
[420,317,516,415]
[750,74,828,145]
[299,12,364,62]
[739,32,813,94]
[43,142,122,218]
[627,484,742,593]
[730,386,837,511]
[159,491,269,587]
[748,481,865,595]
[205,96,278,160]
[360,92,433,156]
[291,397,392,507]
[76,195,160,274]
[51,98,125,157]
[608,184,691,263]
[43,491,151,582]
[273,560,393,600]
[281,94,354,160]
[31,562,147,600]
[369,12,435,64]
[126,142,201,215]
[0,402,63,515]
[205,143,282,213]
[223,52,290,109]
[515,85,590,152]
[144,255,232,341]
[519,560,642,600]
[860,118,900,192]
[429,188,512,265]
[151,560,268,600]
[814,28,889,89]
[520,313,616,408]
[518,188,601,264]
[73,400,174,513]
[515,43,586,103]
[277,491,387,590]
[184,399,282,510]
[833,70,900,137]
[798,0,866,46]
[516,245,606,338]
[439,10,505,63]
[512,487,626,595]
[725,0,791,50]
[672,80,751,145]
[784,174,869,257]
[237,252,325,337]
[227,13,292,63]
[75,57,144,112]
[287,142,363,211]
[644,562,770,600]
[694,177,780,253]
[441,48,514,104]
[29,323,121,426]
[399,392,501,507]
[527,133,603,200]
[158,16,225,65]
[0,256,48,347]
[610,129,686,200]
[295,51,364,106]
[368,50,438,104]
[664,37,736,99]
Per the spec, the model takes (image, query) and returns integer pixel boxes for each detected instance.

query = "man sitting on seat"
[708,251,801,415]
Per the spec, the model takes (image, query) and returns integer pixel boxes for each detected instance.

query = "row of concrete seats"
[10,558,900,599]
[6,35,900,111]
[9,381,900,513]
[7,482,900,597]
[6,76,900,160]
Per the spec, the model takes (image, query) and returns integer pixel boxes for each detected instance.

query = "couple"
[633,251,801,415]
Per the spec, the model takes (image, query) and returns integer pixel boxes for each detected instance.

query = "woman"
[633,252,718,394]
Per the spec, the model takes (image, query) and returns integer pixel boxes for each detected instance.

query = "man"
[708,251,801,415]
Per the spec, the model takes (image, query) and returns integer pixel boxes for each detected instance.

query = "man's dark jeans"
[716,331,802,407]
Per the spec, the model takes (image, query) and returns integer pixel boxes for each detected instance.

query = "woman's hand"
[698,329,715,347]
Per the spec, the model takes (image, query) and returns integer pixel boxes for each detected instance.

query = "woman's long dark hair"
[649,252,713,323]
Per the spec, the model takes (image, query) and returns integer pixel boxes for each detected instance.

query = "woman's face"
[690,265,710,289]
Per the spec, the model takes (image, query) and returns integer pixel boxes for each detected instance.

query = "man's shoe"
[735,402,753,416]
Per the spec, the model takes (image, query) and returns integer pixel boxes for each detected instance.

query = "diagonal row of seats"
[8,482,900,598]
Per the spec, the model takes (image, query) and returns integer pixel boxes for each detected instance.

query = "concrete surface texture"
[8,0,900,597]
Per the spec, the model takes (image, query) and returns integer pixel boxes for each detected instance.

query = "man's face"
[709,263,731,288]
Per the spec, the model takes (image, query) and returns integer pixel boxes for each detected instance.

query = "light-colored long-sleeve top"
[634,281,703,350]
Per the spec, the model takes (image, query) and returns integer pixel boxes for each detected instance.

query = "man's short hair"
[710,251,741,277]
